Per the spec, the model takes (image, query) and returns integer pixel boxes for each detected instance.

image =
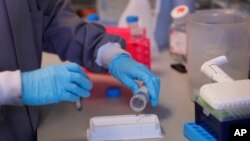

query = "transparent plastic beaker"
[97,0,129,25]
[186,10,250,100]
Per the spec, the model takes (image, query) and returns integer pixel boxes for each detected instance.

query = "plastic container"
[196,96,250,122]
[87,114,163,141]
[126,16,144,39]
[186,10,250,100]
[96,0,128,25]
[130,85,150,113]
[195,100,250,141]
[118,0,158,54]
[184,122,216,141]
[173,0,196,13]
[170,5,189,56]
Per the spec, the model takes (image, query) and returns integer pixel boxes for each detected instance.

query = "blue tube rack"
[184,122,216,141]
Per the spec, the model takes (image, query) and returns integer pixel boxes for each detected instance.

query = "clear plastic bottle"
[96,0,129,25]
[119,0,158,54]
[126,16,144,40]
[169,5,189,62]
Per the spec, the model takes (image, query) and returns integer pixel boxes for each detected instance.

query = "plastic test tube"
[130,85,150,113]
[76,99,82,111]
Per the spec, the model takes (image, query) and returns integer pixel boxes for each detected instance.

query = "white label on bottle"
[170,31,187,55]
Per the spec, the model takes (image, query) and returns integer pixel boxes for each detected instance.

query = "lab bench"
[38,50,194,141]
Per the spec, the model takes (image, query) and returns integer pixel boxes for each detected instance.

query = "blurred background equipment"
[169,5,190,73]
[186,9,250,101]
[186,56,250,141]
[118,0,158,54]
[97,0,129,25]
[70,0,250,53]
[86,13,100,23]
[153,0,173,51]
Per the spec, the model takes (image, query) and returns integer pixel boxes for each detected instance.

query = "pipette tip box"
[195,101,250,141]
[87,114,163,141]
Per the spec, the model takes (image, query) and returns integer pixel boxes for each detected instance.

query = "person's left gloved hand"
[21,63,92,105]
[109,54,160,107]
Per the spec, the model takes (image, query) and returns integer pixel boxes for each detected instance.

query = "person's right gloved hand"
[21,63,93,105]
[109,54,160,107]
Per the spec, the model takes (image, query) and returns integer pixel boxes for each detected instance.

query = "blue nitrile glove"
[109,54,160,107]
[21,63,93,105]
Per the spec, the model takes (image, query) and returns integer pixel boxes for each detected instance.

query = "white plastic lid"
[171,5,189,19]
[200,80,250,110]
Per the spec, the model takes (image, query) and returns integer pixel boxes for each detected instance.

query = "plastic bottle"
[118,0,158,54]
[126,16,144,39]
[169,5,189,59]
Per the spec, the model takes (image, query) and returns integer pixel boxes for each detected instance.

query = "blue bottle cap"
[126,16,139,23]
[106,87,121,98]
[87,14,100,22]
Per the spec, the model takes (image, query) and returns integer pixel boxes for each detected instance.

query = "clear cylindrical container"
[130,85,150,113]
[97,0,129,25]
[126,16,144,39]
[187,10,250,100]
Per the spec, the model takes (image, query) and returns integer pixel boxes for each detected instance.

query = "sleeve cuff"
[0,70,23,106]
[95,42,130,68]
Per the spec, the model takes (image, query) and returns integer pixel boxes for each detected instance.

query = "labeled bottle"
[169,5,189,61]
[119,0,158,53]
[126,16,144,40]
[130,85,150,113]
[173,0,195,13]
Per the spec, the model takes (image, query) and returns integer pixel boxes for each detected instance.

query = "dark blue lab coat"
[0,0,125,140]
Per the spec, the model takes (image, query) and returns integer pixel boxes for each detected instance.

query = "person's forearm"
[39,0,126,72]
[0,70,22,106]
[95,42,130,68]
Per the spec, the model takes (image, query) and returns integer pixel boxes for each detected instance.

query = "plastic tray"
[87,114,163,141]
